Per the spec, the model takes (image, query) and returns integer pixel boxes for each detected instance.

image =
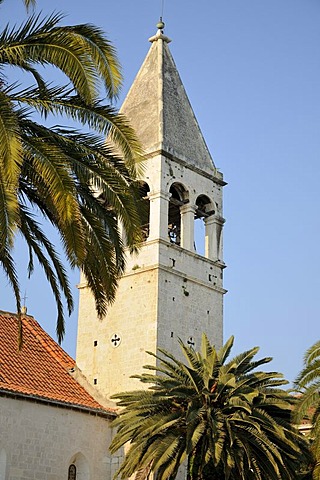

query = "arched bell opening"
[137,181,150,241]
[168,183,189,246]
[194,195,215,257]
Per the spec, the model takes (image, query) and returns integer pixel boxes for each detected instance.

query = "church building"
[0,311,123,479]
[0,21,225,479]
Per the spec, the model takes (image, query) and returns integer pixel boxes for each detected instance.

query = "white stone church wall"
[157,258,223,359]
[0,396,121,480]
[77,264,159,399]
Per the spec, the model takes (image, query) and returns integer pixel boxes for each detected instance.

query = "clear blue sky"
[1,0,320,385]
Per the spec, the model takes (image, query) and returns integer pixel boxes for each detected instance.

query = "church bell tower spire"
[76,22,227,399]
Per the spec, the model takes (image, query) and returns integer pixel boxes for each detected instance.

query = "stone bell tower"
[76,22,226,399]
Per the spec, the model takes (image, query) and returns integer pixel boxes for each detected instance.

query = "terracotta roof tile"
[0,311,114,416]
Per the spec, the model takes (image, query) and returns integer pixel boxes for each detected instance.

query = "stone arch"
[195,194,215,218]
[68,452,90,480]
[0,448,6,480]
[137,181,151,240]
[194,194,215,257]
[168,182,189,245]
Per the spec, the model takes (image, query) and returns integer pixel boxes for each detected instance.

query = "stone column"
[204,215,225,261]
[180,204,197,251]
[148,190,171,241]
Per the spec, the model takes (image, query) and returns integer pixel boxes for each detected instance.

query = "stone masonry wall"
[0,396,121,480]
[77,261,159,399]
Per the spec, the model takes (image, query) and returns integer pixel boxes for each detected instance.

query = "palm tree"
[294,341,320,479]
[0,4,144,341]
[110,335,311,480]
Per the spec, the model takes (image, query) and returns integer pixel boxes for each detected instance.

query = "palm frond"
[18,208,71,341]
[0,13,121,103]
[0,244,21,313]
[0,2,144,342]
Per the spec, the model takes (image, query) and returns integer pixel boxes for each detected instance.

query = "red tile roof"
[0,311,114,416]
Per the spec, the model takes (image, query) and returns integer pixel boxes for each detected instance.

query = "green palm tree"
[0,4,144,341]
[294,341,320,479]
[110,335,311,480]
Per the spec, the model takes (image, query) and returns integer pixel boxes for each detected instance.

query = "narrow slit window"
[68,464,76,480]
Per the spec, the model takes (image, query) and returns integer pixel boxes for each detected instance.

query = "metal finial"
[157,16,165,31]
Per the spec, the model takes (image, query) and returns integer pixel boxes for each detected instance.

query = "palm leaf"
[0,1,144,341]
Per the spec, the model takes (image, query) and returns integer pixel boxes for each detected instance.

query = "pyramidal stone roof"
[121,26,216,175]
[0,311,115,417]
